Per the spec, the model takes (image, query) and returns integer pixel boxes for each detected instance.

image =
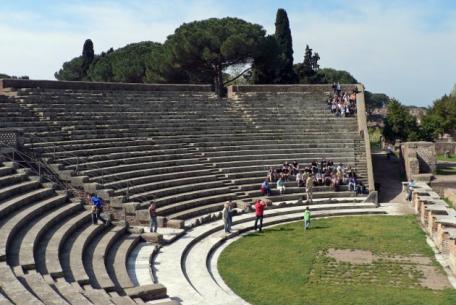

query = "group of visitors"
[262,160,367,196]
[222,198,312,233]
[328,83,358,117]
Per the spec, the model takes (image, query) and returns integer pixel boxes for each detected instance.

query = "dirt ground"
[326,248,452,290]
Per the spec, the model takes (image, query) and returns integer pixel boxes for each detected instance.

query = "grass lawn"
[437,154,456,162]
[436,166,456,175]
[219,216,456,305]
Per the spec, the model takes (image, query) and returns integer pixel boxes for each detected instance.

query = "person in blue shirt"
[91,193,106,225]
[261,179,272,196]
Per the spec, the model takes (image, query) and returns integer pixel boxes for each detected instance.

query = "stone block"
[141,233,163,244]
[167,219,184,229]
[125,284,167,301]
[157,216,167,227]
[124,202,141,215]
[128,226,144,234]
[135,209,150,224]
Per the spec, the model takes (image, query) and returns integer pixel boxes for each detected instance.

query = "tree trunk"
[214,64,225,98]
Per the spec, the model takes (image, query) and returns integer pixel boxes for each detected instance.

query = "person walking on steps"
[304,207,311,230]
[253,199,266,232]
[91,193,106,225]
[222,201,232,233]
[149,201,158,233]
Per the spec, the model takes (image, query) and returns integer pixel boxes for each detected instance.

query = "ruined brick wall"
[401,142,436,181]
[435,141,456,155]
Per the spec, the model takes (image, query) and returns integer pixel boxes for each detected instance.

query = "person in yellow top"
[306,175,313,203]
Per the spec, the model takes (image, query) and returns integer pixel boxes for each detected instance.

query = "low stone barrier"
[408,182,456,275]
[0,79,212,92]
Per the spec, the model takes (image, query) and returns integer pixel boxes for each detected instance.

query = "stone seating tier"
[0,160,176,304]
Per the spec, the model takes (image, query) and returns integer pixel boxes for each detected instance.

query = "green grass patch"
[219,216,456,305]
[444,197,455,209]
[436,166,456,175]
[437,154,456,162]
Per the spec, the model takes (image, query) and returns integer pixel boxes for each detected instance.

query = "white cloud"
[1,1,456,106]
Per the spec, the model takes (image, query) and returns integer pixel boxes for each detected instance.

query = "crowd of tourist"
[261,159,367,196]
[328,82,358,117]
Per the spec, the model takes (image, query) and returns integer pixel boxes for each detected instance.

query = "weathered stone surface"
[124,284,167,301]
[124,202,141,214]
[135,209,150,223]
[141,232,163,244]
[128,226,144,234]
[167,219,184,229]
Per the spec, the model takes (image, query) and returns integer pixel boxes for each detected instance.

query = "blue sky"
[2,0,456,106]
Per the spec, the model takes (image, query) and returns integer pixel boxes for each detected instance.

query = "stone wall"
[409,182,456,276]
[355,84,375,192]
[0,79,212,92]
[435,141,456,156]
[401,142,436,182]
[227,84,357,97]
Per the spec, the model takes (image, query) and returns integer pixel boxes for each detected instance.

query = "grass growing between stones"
[218,216,456,305]
[437,154,456,162]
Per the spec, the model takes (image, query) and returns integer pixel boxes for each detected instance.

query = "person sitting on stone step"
[260,178,272,196]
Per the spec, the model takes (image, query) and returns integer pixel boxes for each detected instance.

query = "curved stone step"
[67,222,107,284]
[19,201,82,271]
[21,271,70,305]
[0,193,67,265]
[53,278,93,305]
[0,180,41,204]
[0,186,54,218]
[108,233,141,289]
[89,226,126,292]
[45,211,91,277]
[0,263,44,305]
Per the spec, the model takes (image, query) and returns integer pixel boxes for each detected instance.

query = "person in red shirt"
[253,199,266,232]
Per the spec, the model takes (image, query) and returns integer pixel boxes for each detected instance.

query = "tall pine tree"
[81,39,94,79]
[275,8,298,83]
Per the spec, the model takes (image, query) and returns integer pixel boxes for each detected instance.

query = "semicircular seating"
[0,80,373,304]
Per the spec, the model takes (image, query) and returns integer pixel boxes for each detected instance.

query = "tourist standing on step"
[149,201,158,233]
[277,176,286,194]
[222,202,232,233]
[406,179,415,202]
[91,193,106,225]
[306,175,314,203]
[253,199,266,232]
[304,207,311,230]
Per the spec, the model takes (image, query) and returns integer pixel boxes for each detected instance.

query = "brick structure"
[401,142,436,182]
